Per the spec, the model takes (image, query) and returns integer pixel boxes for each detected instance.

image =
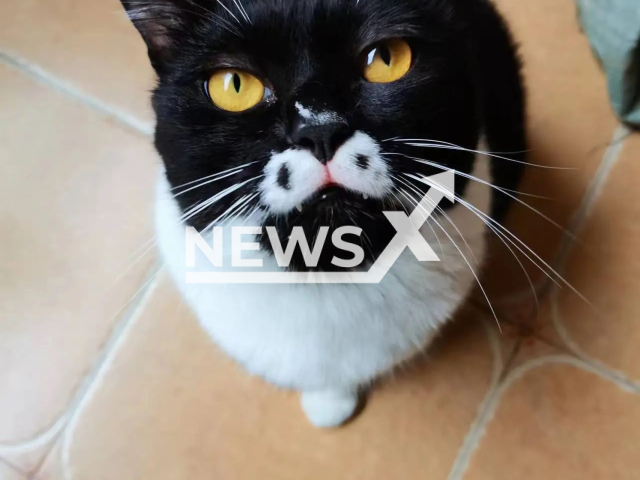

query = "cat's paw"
[300,389,359,428]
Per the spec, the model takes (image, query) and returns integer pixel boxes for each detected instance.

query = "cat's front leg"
[300,388,361,428]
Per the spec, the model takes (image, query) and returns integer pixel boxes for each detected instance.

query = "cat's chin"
[259,188,396,272]
[292,186,376,220]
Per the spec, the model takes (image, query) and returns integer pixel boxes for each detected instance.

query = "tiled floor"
[1,0,638,479]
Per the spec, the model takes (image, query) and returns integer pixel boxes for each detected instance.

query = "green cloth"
[576,0,640,127]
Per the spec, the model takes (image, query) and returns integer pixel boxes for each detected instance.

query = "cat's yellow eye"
[363,39,412,84]
[207,69,265,112]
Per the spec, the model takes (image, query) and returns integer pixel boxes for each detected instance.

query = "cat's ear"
[120,0,201,72]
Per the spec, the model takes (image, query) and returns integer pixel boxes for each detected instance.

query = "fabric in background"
[576,0,640,127]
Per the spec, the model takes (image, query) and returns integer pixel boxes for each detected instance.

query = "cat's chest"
[154,156,492,389]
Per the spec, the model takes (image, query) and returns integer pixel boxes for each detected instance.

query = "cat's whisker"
[395,175,478,265]
[241,204,264,226]
[216,194,252,226]
[397,170,540,309]
[391,178,446,260]
[383,152,549,198]
[448,189,561,289]
[231,0,252,24]
[452,195,540,310]
[384,136,531,155]
[413,174,590,305]
[399,188,502,331]
[214,0,242,25]
[390,138,573,170]
[392,152,578,240]
[181,175,264,224]
[125,1,242,37]
[423,197,502,332]
[174,169,246,198]
[127,236,156,260]
[171,161,259,191]
[222,192,260,226]
[205,190,261,233]
[200,195,250,234]
[397,187,446,260]
[112,239,158,286]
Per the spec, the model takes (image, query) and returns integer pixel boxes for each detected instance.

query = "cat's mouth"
[293,186,373,214]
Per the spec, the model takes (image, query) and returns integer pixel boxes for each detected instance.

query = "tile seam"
[59,266,164,480]
[546,123,640,391]
[0,264,162,469]
[0,457,28,477]
[445,124,632,480]
[444,320,508,480]
[0,50,153,138]
[445,352,639,480]
[547,124,631,278]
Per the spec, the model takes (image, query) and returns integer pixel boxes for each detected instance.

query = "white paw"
[300,389,359,428]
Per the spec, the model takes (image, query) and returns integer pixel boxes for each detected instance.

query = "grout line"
[0,457,28,477]
[445,123,633,480]
[481,318,505,381]
[446,351,639,480]
[539,124,631,298]
[471,296,637,390]
[552,124,630,265]
[0,264,162,471]
[0,50,154,137]
[445,386,501,480]
[545,123,640,392]
[59,266,164,480]
[444,319,507,480]
[0,414,67,455]
[488,124,631,308]
[551,289,640,393]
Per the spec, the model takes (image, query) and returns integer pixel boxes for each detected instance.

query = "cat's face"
[123,0,487,270]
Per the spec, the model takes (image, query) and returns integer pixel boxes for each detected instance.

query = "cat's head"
[121,0,525,271]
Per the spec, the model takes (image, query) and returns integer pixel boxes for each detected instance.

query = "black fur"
[121,0,526,270]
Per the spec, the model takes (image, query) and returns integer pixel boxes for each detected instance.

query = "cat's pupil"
[378,45,392,66]
[233,73,241,93]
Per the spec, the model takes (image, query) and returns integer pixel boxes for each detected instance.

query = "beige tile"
[466,363,640,479]
[480,0,619,300]
[467,300,567,379]
[0,0,154,127]
[552,133,640,380]
[40,275,494,480]
[0,65,157,447]
[0,461,26,480]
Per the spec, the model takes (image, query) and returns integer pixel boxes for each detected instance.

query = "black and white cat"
[120,0,526,427]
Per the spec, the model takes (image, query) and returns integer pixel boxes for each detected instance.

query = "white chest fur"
[155,156,492,425]
[156,156,491,386]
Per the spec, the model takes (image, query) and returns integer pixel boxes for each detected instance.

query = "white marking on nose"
[294,102,343,125]
[295,102,313,120]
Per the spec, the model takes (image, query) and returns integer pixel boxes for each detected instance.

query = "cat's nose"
[290,121,352,164]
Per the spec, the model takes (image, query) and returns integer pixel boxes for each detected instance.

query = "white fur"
[260,147,325,213]
[260,131,393,213]
[156,152,492,427]
[328,131,393,197]
[301,389,360,427]
[294,102,343,124]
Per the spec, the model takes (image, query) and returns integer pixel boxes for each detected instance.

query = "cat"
[120,0,525,427]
